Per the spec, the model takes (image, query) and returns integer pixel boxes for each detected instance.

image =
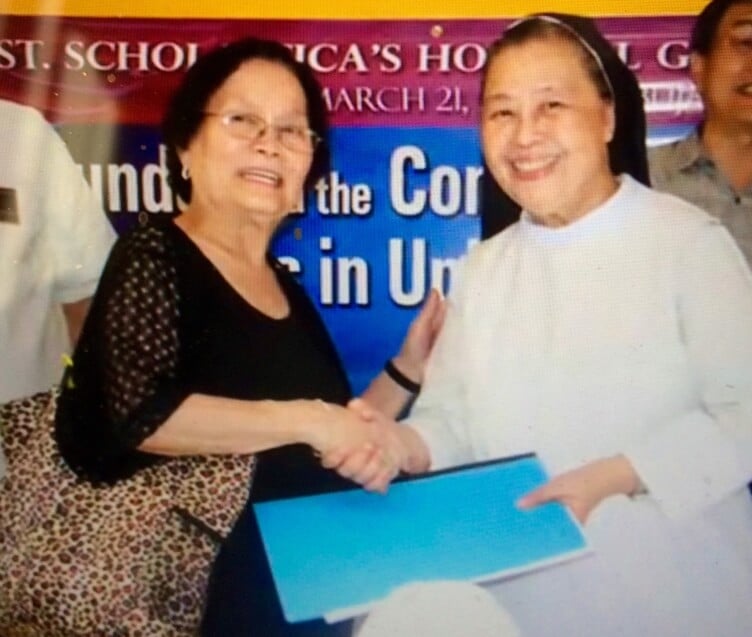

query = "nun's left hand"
[517,455,641,524]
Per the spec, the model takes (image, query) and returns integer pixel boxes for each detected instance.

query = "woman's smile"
[506,154,561,180]
[236,166,283,187]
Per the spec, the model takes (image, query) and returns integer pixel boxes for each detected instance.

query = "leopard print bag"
[0,388,255,636]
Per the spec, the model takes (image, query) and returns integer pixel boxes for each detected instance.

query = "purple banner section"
[0,16,700,130]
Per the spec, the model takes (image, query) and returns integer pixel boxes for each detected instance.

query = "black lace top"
[54,218,356,636]
[54,218,351,488]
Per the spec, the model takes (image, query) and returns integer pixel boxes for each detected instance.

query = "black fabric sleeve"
[55,223,191,484]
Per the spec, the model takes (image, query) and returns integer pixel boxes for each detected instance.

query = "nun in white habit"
[344,13,752,637]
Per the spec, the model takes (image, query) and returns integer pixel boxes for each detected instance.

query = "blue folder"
[253,453,590,624]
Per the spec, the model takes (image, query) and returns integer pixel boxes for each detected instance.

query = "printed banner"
[0,16,701,390]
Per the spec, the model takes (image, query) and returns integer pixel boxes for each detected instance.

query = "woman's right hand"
[301,398,407,493]
[318,399,431,493]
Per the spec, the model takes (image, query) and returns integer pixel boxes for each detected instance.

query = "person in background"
[0,98,116,479]
[649,0,752,265]
[332,14,752,636]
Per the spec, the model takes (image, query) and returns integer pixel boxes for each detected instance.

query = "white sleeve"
[36,115,116,303]
[406,261,475,470]
[624,224,752,520]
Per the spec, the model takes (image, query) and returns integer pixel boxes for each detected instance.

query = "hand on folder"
[517,454,641,523]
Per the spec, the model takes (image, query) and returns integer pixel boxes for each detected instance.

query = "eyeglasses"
[203,111,322,153]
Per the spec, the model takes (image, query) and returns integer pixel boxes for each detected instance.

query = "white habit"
[408,175,752,636]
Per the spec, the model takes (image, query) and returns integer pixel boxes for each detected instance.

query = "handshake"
[305,398,430,494]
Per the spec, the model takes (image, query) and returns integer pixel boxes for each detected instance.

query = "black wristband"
[384,360,421,393]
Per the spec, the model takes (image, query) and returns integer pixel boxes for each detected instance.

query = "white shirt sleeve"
[34,112,115,303]
[624,224,752,520]
[406,260,476,470]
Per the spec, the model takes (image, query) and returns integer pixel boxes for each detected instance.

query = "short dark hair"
[162,37,330,203]
[690,0,752,54]
[482,19,613,103]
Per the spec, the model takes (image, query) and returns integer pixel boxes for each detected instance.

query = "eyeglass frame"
[202,111,323,153]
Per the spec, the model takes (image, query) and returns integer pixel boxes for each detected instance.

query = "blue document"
[253,453,590,624]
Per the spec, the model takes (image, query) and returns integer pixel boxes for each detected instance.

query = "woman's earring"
[181,165,190,180]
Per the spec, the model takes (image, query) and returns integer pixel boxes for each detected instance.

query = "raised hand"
[391,288,446,384]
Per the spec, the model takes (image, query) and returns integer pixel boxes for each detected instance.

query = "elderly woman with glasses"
[50,38,442,635]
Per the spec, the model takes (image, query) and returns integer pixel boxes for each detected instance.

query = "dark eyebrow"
[731,18,752,29]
